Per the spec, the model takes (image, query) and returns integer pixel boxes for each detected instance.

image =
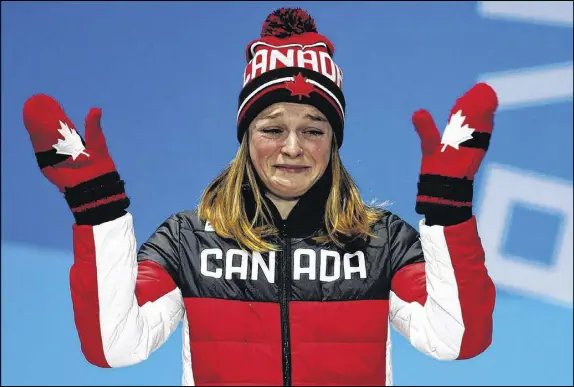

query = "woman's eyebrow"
[305,114,328,122]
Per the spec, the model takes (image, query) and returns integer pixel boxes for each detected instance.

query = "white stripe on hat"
[237,77,295,121]
[306,79,345,119]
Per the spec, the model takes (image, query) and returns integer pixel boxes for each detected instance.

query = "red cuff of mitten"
[64,171,130,225]
[416,174,473,226]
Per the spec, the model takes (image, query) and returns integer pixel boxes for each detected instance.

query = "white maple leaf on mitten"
[440,110,475,152]
[52,120,90,160]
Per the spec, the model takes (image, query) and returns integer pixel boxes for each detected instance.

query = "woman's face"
[248,102,333,200]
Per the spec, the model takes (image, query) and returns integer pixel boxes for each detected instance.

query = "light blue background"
[2,1,572,386]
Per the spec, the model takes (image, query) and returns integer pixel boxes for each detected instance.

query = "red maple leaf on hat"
[285,73,315,100]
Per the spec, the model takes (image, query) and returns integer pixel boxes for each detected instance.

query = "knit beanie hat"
[236,8,346,148]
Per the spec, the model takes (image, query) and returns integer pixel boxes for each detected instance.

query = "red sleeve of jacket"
[69,212,185,368]
[389,215,496,360]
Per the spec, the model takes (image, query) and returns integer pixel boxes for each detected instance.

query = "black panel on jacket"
[136,167,425,303]
[386,214,425,275]
[137,213,182,281]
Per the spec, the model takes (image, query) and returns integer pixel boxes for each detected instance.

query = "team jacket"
[69,175,496,386]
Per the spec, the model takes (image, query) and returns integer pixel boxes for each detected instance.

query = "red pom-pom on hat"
[261,8,317,38]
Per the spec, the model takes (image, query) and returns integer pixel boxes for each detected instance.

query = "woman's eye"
[307,129,324,136]
[262,128,282,135]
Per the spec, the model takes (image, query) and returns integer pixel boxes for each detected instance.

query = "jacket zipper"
[279,224,292,386]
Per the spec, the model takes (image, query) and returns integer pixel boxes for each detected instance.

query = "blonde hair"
[197,135,385,252]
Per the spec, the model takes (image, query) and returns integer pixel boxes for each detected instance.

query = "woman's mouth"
[275,165,310,173]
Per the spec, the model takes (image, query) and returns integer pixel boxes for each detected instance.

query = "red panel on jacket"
[184,298,283,386]
[289,300,389,386]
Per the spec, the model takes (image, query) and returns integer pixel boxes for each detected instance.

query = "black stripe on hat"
[239,66,345,113]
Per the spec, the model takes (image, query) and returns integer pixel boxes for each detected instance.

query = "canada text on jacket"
[200,248,367,283]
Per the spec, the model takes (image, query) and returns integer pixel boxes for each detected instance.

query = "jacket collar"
[243,165,332,238]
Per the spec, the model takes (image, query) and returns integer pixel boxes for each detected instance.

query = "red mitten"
[411,83,498,225]
[23,94,130,225]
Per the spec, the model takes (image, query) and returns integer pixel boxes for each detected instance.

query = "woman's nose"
[281,132,303,157]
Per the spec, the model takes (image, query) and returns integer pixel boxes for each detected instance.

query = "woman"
[22,7,497,386]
